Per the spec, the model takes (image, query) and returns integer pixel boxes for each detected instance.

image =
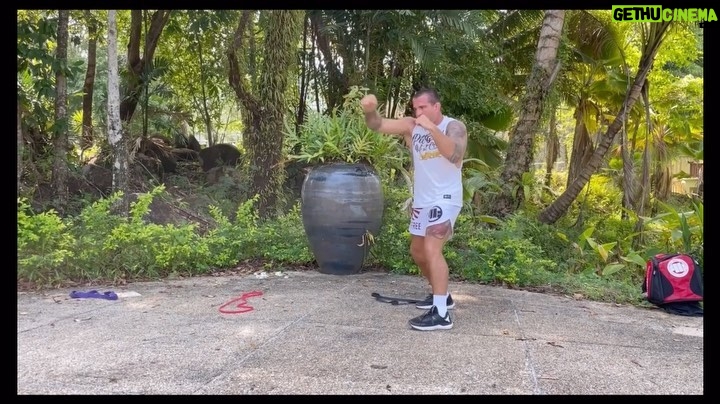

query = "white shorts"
[409,203,462,237]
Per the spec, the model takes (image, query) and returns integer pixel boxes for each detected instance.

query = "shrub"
[17,198,75,285]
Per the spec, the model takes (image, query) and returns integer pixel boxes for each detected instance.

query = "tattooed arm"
[420,119,468,167]
[361,94,415,145]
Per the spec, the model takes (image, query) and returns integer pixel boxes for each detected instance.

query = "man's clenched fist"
[414,114,435,130]
[360,94,378,114]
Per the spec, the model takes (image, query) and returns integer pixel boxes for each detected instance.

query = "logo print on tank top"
[412,131,440,160]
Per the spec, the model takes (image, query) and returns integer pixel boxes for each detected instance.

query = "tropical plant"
[643,197,703,256]
[284,86,410,181]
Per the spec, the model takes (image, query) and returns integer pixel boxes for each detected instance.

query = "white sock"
[434,294,448,317]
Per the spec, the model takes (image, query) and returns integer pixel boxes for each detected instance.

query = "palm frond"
[432,10,477,38]
[408,37,444,67]
[565,11,625,66]
[485,9,545,39]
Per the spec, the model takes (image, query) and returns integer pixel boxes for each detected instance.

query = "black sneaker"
[416,294,455,310]
[409,306,453,331]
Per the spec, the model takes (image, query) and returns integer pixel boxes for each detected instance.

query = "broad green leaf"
[621,252,647,267]
[580,226,595,241]
[478,215,503,225]
[602,263,625,276]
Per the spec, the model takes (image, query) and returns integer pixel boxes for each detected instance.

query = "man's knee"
[410,237,426,263]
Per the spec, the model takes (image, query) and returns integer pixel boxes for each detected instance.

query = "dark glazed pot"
[301,162,384,275]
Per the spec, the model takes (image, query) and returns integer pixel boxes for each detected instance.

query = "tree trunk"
[490,10,565,218]
[544,106,559,188]
[389,57,405,119]
[620,96,637,219]
[107,10,130,217]
[52,9,70,214]
[630,118,640,154]
[632,81,652,247]
[17,99,23,196]
[249,12,257,92]
[119,10,171,123]
[251,10,304,218]
[228,10,304,218]
[310,12,348,112]
[196,39,214,146]
[566,100,596,188]
[538,22,672,225]
[296,13,309,135]
[80,10,98,160]
[311,26,320,113]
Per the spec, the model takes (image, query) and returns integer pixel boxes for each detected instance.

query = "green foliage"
[18,185,314,288]
[285,86,409,180]
[66,191,127,279]
[18,10,88,144]
[450,214,558,286]
[368,184,415,272]
[643,196,703,260]
[201,172,251,219]
[253,203,314,265]
[163,10,243,142]
[461,158,502,212]
[202,196,313,267]
[102,191,208,278]
[18,178,701,305]
[571,174,624,219]
[17,198,75,284]
[18,11,62,141]
[66,186,209,281]
[202,197,260,268]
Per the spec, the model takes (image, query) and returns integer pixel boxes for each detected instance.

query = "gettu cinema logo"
[612,5,717,27]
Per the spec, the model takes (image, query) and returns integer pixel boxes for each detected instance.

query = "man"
[360,88,467,331]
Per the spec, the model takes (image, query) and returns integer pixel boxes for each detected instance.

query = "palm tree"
[539,21,673,224]
[490,10,565,217]
[560,11,627,188]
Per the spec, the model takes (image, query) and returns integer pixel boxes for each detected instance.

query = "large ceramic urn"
[300,162,384,275]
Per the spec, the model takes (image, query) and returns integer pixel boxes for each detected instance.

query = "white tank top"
[411,115,463,207]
